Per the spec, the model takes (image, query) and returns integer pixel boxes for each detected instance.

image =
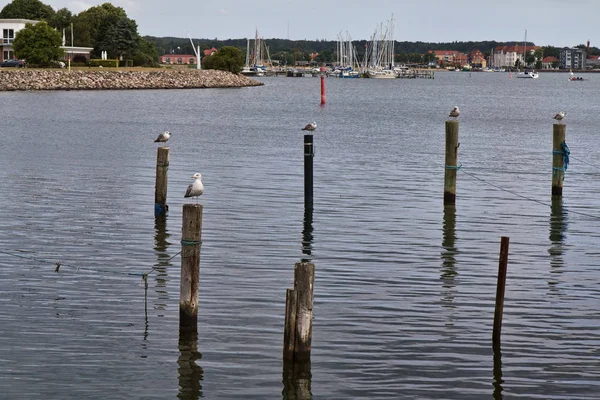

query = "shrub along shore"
[0,69,263,91]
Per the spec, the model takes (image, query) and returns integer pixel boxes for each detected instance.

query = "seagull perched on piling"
[184,173,204,201]
[302,121,317,132]
[448,106,460,119]
[553,111,566,124]
[154,130,171,145]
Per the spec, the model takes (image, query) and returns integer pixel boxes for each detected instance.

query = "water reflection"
[492,348,504,400]
[177,329,204,400]
[301,207,314,263]
[548,197,567,292]
[282,360,312,400]
[440,205,458,307]
[153,215,172,315]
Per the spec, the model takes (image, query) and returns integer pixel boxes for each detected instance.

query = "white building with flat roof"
[0,18,39,61]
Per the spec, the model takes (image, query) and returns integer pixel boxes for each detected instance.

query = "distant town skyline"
[38,0,598,48]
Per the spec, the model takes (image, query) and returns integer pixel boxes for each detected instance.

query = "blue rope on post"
[552,141,570,178]
[445,164,462,170]
[181,240,202,246]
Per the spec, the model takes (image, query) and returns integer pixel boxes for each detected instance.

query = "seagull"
[448,106,460,119]
[154,131,171,145]
[553,111,566,124]
[184,173,204,201]
[301,121,317,132]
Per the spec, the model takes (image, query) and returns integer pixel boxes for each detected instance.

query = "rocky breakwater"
[0,69,263,91]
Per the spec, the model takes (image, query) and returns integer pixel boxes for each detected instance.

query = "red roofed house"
[469,49,487,68]
[587,55,600,69]
[541,56,559,70]
[203,47,217,57]
[491,45,540,68]
[159,54,196,65]
[428,50,468,67]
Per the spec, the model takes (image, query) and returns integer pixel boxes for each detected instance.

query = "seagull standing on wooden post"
[184,173,204,202]
[302,121,317,132]
[553,111,566,124]
[154,130,171,145]
[448,106,460,120]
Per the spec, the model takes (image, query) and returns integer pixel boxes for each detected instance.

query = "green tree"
[72,3,127,51]
[202,46,244,73]
[0,0,55,20]
[99,17,139,59]
[49,7,72,30]
[132,37,158,67]
[13,21,64,66]
[525,52,536,66]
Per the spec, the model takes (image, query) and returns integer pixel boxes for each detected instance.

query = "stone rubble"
[0,69,263,91]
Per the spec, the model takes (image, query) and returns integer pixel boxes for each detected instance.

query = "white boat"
[367,69,396,79]
[516,70,539,78]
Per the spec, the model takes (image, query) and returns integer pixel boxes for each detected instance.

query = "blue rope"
[445,164,462,170]
[180,240,202,246]
[552,141,570,177]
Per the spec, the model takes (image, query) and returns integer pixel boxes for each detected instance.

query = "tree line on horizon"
[2,0,598,68]
[145,36,600,66]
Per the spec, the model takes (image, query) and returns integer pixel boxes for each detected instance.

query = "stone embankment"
[0,69,263,91]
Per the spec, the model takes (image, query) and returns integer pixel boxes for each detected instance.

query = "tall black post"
[304,134,314,209]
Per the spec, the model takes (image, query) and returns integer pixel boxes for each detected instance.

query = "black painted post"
[304,134,314,209]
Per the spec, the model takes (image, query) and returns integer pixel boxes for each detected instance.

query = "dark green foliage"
[48,7,72,30]
[98,17,138,58]
[0,0,54,20]
[89,58,118,67]
[202,46,244,73]
[13,21,64,66]
[132,37,159,67]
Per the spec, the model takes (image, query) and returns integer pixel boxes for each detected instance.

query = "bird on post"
[302,121,317,132]
[448,106,460,120]
[184,173,204,201]
[154,130,171,145]
[553,111,566,124]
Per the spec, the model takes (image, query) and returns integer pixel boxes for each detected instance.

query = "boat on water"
[367,69,396,79]
[569,70,584,81]
[516,70,539,79]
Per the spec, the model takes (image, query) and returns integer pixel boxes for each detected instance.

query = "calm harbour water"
[1,71,599,399]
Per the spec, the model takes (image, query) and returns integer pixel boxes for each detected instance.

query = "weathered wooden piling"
[304,135,314,209]
[283,262,315,362]
[283,289,298,361]
[552,124,567,196]
[320,75,326,105]
[180,204,203,332]
[492,236,509,350]
[155,146,170,216]
[444,120,459,205]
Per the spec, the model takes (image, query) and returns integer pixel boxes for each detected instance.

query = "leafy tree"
[0,0,55,20]
[49,7,72,30]
[13,21,64,66]
[525,52,535,66]
[98,16,139,59]
[72,3,127,51]
[132,37,158,67]
[202,46,244,73]
[542,46,560,58]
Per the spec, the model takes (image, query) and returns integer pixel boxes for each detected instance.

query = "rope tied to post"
[180,240,202,246]
[552,141,570,175]
[445,164,462,170]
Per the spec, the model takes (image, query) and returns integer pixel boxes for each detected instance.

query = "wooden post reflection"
[548,197,567,290]
[282,359,312,400]
[492,348,504,400]
[177,328,204,400]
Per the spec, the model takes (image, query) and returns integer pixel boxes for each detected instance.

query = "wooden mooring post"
[155,146,170,216]
[492,236,509,351]
[320,75,326,105]
[304,135,314,209]
[552,124,567,197]
[444,120,459,205]
[180,204,203,333]
[283,262,315,362]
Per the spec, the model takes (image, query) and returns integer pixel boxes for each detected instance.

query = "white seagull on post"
[302,121,317,132]
[154,130,171,145]
[448,106,460,119]
[184,173,204,201]
[553,111,566,124]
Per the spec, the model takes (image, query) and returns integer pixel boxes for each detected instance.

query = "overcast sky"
[35,0,597,47]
